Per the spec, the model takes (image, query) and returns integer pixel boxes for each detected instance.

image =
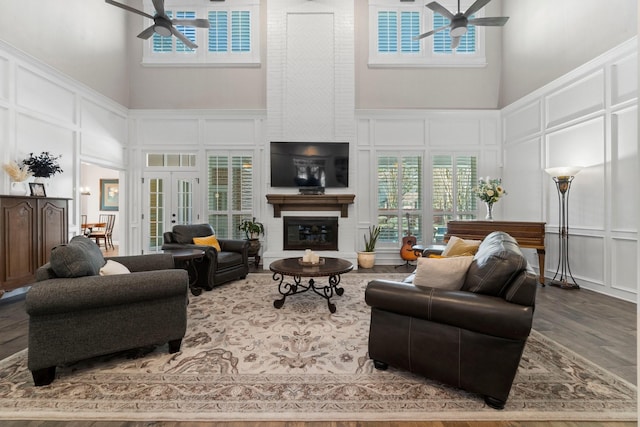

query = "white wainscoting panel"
[429,118,481,146]
[138,118,199,146]
[611,237,638,294]
[80,98,127,165]
[16,114,75,198]
[504,40,637,301]
[611,53,638,106]
[374,119,424,146]
[545,71,605,129]
[503,138,542,221]
[546,233,605,286]
[203,119,259,145]
[503,100,541,142]
[612,106,638,232]
[0,55,8,102]
[16,66,76,126]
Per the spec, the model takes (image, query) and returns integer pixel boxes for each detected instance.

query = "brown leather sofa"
[365,231,538,409]
[162,223,249,290]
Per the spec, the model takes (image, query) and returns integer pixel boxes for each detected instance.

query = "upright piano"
[445,220,546,285]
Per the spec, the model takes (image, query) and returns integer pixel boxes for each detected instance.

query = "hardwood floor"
[0,257,636,427]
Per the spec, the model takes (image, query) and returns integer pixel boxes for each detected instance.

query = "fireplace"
[283,216,339,251]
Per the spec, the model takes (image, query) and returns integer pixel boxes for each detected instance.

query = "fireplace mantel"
[266,194,355,218]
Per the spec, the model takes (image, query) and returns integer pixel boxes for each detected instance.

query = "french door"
[142,172,200,253]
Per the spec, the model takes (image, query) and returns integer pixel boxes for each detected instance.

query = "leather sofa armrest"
[163,231,176,244]
[218,238,249,254]
[26,269,189,316]
[365,280,534,340]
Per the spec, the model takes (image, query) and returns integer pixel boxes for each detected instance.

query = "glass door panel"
[143,172,199,253]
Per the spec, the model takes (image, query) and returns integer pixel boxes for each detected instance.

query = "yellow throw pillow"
[413,256,474,290]
[441,235,481,257]
[193,235,221,252]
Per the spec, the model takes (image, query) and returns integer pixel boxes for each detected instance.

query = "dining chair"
[90,214,115,249]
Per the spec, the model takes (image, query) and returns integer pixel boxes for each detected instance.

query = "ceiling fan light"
[450,22,467,37]
[154,21,172,37]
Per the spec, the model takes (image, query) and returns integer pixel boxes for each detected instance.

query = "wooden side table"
[163,248,206,296]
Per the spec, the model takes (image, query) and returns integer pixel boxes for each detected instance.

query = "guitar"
[400,213,418,261]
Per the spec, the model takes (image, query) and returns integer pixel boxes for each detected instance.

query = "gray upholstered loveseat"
[26,235,189,386]
[162,223,249,290]
[365,231,538,409]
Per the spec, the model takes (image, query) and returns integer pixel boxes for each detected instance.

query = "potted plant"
[357,225,381,269]
[22,152,63,179]
[238,217,265,266]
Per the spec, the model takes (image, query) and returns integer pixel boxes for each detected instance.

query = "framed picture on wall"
[100,179,119,211]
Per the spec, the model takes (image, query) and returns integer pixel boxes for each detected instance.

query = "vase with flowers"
[472,176,506,220]
[3,161,32,195]
[22,152,63,179]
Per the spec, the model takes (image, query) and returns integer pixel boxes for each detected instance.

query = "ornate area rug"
[0,273,636,421]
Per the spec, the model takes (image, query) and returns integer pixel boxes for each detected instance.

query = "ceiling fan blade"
[152,0,166,17]
[451,36,461,50]
[413,24,450,40]
[137,25,156,40]
[105,0,154,20]
[463,0,492,17]
[426,2,454,20]
[171,27,198,49]
[467,16,509,26]
[171,18,210,28]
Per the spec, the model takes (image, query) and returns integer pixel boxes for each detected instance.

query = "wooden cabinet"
[0,196,69,291]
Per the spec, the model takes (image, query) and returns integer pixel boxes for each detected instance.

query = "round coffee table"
[269,257,353,313]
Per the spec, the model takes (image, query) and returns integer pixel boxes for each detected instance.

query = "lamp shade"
[544,166,583,178]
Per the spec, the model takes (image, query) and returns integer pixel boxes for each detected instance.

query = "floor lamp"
[545,166,582,290]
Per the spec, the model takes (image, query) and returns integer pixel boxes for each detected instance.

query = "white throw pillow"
[99,260,131,276]
[413,256,474,290]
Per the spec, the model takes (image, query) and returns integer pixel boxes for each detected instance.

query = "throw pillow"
[413,256,474,290]
[50,235,105,278]
[99,259,131,276]
[441,235,481,257]
[193,235,222,252]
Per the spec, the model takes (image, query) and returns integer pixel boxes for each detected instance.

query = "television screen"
[270,142,349,188]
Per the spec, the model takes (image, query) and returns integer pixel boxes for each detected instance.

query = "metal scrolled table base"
[272,272,344,313]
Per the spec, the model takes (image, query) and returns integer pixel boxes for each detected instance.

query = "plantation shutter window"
[143,0,260,66]
[208,11,228,52]
[208,153,254,239]
[377,154,423,247]
[431,154,477,243]
[369,0,486,67]
[231,11,251,52]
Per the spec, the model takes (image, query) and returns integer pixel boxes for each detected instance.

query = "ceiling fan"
[105,0,210,49]
[413,0,509,50]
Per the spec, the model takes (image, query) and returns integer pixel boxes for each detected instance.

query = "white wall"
[0,0,130,106]
[0,40,129,242]
[500,0,637,107]
[502,39,638,302]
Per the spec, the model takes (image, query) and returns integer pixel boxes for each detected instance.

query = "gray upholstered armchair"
[26,235,189,386]
[162,223,249,290]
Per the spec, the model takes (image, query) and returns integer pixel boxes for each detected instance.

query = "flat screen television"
[270,142,349,188]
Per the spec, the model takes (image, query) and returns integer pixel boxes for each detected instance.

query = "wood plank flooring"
[0,253,636,427]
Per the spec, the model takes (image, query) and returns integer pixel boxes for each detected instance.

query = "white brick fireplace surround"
[263,0,356,268]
